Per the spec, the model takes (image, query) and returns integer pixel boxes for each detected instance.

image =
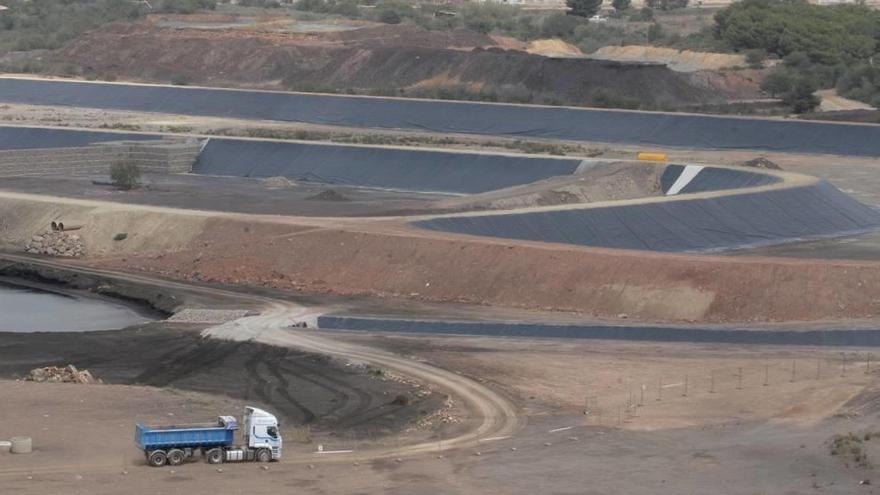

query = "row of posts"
[588,352,873,426]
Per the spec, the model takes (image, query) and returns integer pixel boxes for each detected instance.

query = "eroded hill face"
[44,15,734,108]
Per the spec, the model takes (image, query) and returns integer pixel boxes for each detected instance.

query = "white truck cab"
[243,406,283,460]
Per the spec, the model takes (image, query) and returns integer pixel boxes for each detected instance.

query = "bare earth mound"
[589,45,747,72]
[435,161,662,211]
[49,19,723,107]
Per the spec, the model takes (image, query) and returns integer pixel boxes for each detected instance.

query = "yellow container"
[637,152,668,162]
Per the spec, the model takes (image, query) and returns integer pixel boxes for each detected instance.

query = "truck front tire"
[256,449,272,463]
[206,448,223,464]
[148,450,167,467]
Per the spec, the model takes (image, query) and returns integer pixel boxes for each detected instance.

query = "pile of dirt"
[588,45,746,72]
[261,176,296,189]
[306,189,349,201]
[25,231,85,257]
[687,68,765,101]
[27,364,97,384]
[742,157,782,170]
[49,20,723,107]
[526,39,583,58]
[437,161,662,211]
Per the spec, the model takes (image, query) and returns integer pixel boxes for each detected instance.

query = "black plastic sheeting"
[318,315,880,347]
[3,78,880,156]
[660,164,779,194]
[415,182,880,252]
[0,126,159,149]
[195,139,581,194]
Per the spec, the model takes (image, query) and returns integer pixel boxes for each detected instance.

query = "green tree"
[760,69,794,97]
[612,0,632,11]
[567,0,603,18]
[110,161,141,191]
[782,76,821,113]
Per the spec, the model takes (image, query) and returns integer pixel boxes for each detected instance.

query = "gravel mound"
[25,231,85,257]
[742,157,782,170]
[167,308,256,324]
[262,176,297,189]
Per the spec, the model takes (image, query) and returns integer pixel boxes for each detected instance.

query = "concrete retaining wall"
[0,139,201,177]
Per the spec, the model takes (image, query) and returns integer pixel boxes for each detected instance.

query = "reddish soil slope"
[53,19,723,107]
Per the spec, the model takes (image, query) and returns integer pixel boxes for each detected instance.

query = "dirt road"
[0,253,521,462]
[204,304,521,460]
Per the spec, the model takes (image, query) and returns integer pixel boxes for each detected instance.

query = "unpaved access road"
[204,304,521,460]
[0,253,520,464]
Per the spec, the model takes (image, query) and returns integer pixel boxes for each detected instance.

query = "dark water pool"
[0,283,152,332]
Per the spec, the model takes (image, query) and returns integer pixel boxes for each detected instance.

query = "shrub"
[170,74,190,86]
[743,48,766,68]
[630,7,654,22]
[647,23,664,42]
[541,12,581,38]
[782,76,820,114]
[113,233,128,241]
[377,8,401,24]
[566,0,603,18]
[646,0,688,10]
[760,69,794,97]
[612,0,632,11]
[110,161,141,191]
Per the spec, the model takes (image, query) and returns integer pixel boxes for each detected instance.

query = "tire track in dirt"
[132,339,241,387]
[277,357,374,423]
[261,352,319,424]
[204,303,522,460]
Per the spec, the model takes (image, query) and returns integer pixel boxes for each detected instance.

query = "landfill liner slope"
[0,126,159,150]
[318,316,880,347]
[660,164,779,194]
[2,78,880,156]
[414,182,880,252]
[194,139,581,194]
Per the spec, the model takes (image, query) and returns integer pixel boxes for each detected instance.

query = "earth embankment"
[50,21,719,108]
[3,192,880,323]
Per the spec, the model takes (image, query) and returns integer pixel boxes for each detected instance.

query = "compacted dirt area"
[4,334,880,495]
[0,326,446,437]
[347,333,876,430]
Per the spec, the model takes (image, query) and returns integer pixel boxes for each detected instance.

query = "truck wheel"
[256,449,271,463]
[206,448,223,465]
[148,450,167,467]
[167,449,185,466]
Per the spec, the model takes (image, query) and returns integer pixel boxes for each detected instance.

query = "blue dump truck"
[135,406,282,467]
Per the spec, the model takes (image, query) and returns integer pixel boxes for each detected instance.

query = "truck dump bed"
[135,416,238,451]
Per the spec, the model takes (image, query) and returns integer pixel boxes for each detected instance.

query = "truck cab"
[243,406,282,460]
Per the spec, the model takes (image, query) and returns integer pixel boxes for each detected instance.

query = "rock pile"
[262,176,296,189]
[27,365,98,384]
[25,231,85,257]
